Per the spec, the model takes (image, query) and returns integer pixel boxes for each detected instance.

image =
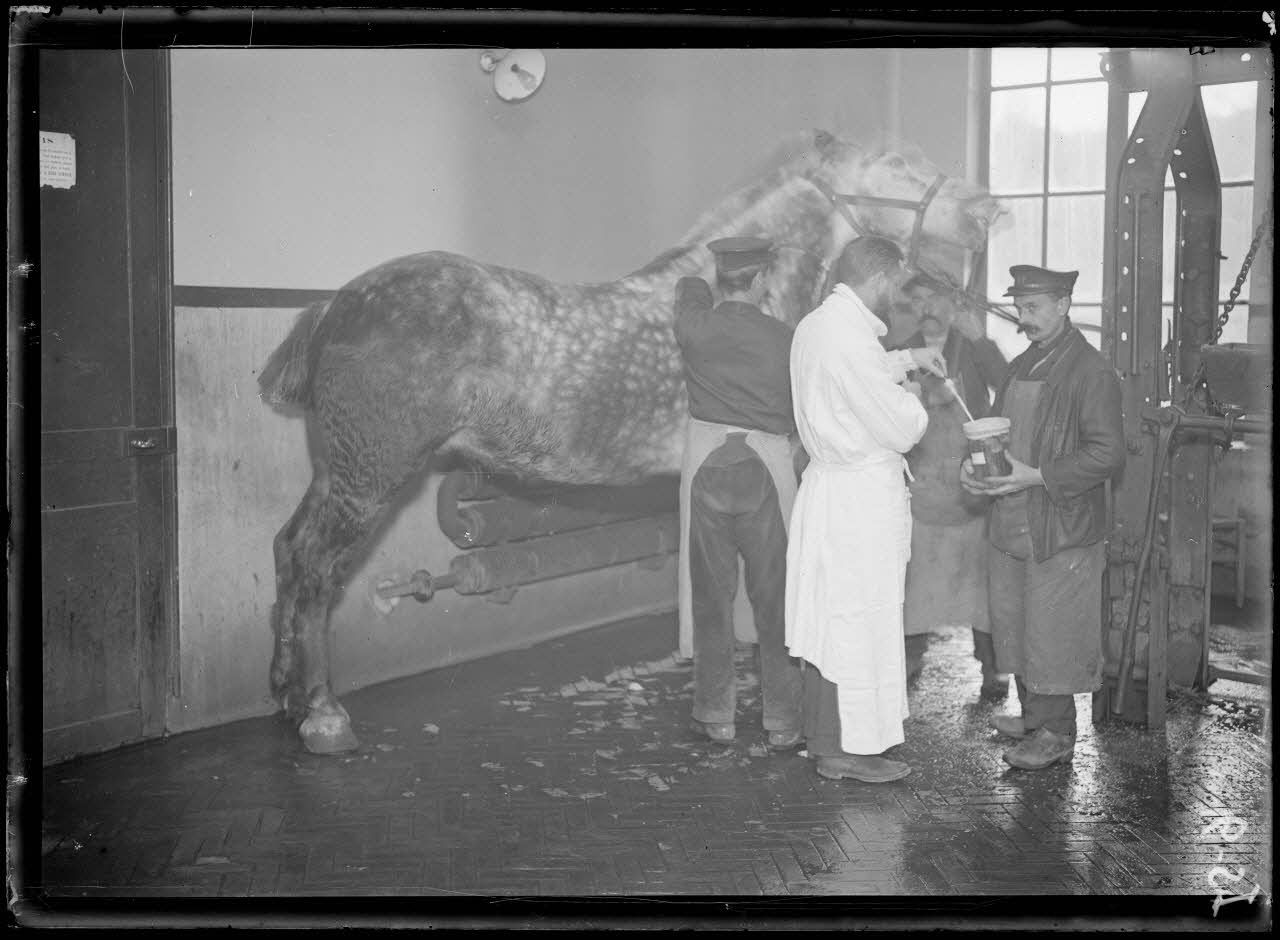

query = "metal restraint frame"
[1097,46,1271,729]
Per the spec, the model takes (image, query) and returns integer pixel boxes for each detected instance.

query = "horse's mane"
[678,131,829,243]
[681,132,940,237]
[621,131,833,281]
[625,244,695,280]
[619,131,945,283]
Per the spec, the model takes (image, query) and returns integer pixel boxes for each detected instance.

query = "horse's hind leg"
[270,467,330,718]
[276,483,389,754]
[285,432,432,754]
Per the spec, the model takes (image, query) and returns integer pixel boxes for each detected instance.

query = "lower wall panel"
[173,306,677,734]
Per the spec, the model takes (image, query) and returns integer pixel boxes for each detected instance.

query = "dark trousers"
[802,664,898,758]
[1014,676,1077,737]
[972,629,999,676]
[689,447,802,732]
[904,634,929,679]
[801,665,845,757]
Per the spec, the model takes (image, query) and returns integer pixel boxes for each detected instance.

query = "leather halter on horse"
[810,172,947,271]
[763,173,946,307]
[811,173,1021,330]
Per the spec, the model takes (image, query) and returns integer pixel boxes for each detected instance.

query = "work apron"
[786,452,912,756]
[987,378,1105,692]
[903,372,989,636]
[678,417,798,659]
[989,379,1042,559]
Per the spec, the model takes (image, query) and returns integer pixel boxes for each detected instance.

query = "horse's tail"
[258,301,328,408]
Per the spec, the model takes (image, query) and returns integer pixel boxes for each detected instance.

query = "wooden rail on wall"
[173,286,336,308]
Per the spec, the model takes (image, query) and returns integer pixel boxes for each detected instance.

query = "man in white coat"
[786,235,947,783]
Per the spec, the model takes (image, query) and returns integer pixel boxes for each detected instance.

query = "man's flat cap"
[1004,265,1079,297]
[707,236,774,273]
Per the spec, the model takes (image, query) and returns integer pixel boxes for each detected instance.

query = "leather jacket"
[992,326,1126,563]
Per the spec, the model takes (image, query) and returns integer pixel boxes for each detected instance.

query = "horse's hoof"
[299,711,360,755]
[302,729,360,755]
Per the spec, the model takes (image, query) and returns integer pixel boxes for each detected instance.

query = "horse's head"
[630,130,1003,327]
[811,131,1003,254]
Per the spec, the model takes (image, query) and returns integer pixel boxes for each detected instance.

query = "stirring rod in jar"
[943,378,976,423]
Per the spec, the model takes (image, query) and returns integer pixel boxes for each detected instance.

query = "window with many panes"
[983,48,1259,361]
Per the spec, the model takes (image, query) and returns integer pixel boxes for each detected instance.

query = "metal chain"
[1213,208,1273,343]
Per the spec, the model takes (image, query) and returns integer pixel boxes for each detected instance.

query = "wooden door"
[38,50,176,764]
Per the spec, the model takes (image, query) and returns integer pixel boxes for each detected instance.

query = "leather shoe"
[690,719,735,743]
[766,728,804,750]
[990,714,1028,739]
[816,754,911,783]
[1002,727,1075,770]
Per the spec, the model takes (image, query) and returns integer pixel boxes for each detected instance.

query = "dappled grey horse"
[258,130,1002,754]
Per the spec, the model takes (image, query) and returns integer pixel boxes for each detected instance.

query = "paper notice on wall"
[39,131,76,189]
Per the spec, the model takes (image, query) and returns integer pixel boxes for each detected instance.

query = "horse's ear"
[813,129,836,156]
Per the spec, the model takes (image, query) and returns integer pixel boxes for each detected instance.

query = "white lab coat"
[785,284,928,755]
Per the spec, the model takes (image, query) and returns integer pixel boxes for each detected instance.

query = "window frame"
[981,49,1111,354]
[979,50,1265,352]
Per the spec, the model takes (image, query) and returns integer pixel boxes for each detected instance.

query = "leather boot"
[816,754,911,783]
[1002,727,1075,769]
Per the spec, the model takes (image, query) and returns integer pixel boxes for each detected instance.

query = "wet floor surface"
[37,611,1271,908]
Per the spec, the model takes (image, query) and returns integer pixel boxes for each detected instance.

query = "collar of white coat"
[832,283,887,339]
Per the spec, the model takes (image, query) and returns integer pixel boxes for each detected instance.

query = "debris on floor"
[39,612,1272,900]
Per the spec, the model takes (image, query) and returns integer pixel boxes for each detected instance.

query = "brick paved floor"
[34,608,1271,919]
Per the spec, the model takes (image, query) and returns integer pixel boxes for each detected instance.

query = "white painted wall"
[172,48,912,289]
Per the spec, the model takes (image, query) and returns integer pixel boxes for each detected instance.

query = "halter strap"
[811,173,1018,327]
[905,174,947,269]
[912,256,1022,329]
[811,172,948,270]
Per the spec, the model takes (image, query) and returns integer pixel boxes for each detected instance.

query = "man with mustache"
[961,265,1126,770]
[889,273,1009,699]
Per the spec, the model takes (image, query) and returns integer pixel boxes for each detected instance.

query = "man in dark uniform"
[674,236,803,749]
[961,265,1126,770]
[890,273,1009,698]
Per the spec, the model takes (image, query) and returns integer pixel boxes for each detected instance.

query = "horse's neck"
[685,173,830,248]
[622,245,707,287]
[618,174,841,298]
